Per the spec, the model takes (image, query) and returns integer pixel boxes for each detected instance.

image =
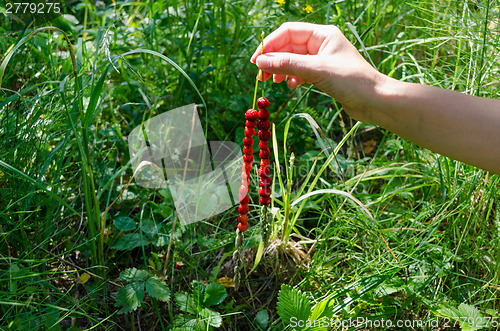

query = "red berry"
[243,137,253,146]
[260,197,271,205]
[239,184,248,195]
[258,165,270,177]
[238,214,249,224]
[243,146,253,155]
[243,162,252,173]
[261,159,270,167]
[245,120,257,129]
[257,97,269,109]
[244,127,255,137]
[245,109,259,121]
[258,108,270,120]
[238,223,249,232]
[175,263,183,270]
[259,187,271,198]
[259,149,271,159]
[240,195,249,204]
[259,176,272,188]
[257,120,271,130]
[258,130,271,141]
[259,141,268,149]
[241,172,248,181]
[243,154,253,163]
[238,204,249,214]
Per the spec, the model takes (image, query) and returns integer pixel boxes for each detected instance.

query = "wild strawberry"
[257,97,269,109]
[258,165,270,177]
[245,109,259,121]
[239,185,247,195]
[260,197,271,206]
[238,214,249,224]
[244,127,255,137]
[238,204,249,214]
[259,176,272,188]
[243,154,253,163]
[259,149,271,159]
[237,222,249,232]
[260,159,270,167]
[243,146,253,155]
[240,195,249,204]
[245,120,257,129]
[175,263,183,270]
[259,187,271,198]
[258,108,270,120]
[258,130,271,141]
[257,120,270,130]
[243,162,252,173]
[243,137,254,146]
[259,141,268,150]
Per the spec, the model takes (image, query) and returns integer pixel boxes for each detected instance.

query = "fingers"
[258,70,273,81]
[251,22,329,63]
[251,22,337,89]
[287,76,307,89]
[273,74,286,83]
[255,52,316,82]
[260,73,305,89]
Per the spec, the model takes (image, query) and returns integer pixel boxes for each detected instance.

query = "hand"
[251,22,386,121]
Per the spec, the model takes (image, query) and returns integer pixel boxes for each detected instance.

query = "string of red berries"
[257,97,272,206]
[238,108,259,232]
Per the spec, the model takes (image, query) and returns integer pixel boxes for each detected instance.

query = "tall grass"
[0,0,499,329]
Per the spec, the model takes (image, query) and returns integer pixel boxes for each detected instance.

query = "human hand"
[251,22,386,121]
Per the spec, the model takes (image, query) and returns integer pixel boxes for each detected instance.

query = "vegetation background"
[1,0,500,329]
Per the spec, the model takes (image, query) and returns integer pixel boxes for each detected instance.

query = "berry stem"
[261,31,265,98]
[252,71,260,110]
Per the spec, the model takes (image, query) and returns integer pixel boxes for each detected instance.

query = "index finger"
[250,22,330,63]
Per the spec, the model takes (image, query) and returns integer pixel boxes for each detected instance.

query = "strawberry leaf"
[145,276,170,302]
[203,283,227,306]
[119,268,149,282]
[277,285,311,330]
[116,282,145,314]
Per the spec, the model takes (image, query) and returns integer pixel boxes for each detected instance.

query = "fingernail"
[256,55,271,69]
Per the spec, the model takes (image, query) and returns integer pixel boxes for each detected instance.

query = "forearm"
[370,76,500,174]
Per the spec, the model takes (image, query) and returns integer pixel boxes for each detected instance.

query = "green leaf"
[308,297,334,330]
[116,282,145,313]
[256,310,269,330]
[152,233,169,247]
[203,283,227,307]
[145,276,171,302]
[84,65,110,129]
[114,216,137,232]
[277,285,311,330]
[119,268,149,282]
[140,218,159,239]
[175,292,197,314]
[457,303,488,331]
[436,303,488,331]
[111,233,151,250]
[192,280,206,308]
[172,315,207,331]
[199,307,222,328]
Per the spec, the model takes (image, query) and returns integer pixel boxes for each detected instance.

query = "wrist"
[365,73,406,127]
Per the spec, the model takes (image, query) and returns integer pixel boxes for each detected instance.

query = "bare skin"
[251,22,500,174]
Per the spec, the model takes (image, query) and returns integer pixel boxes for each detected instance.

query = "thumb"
[256,53,316,83]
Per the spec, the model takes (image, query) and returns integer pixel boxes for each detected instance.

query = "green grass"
[1,0,500,329]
